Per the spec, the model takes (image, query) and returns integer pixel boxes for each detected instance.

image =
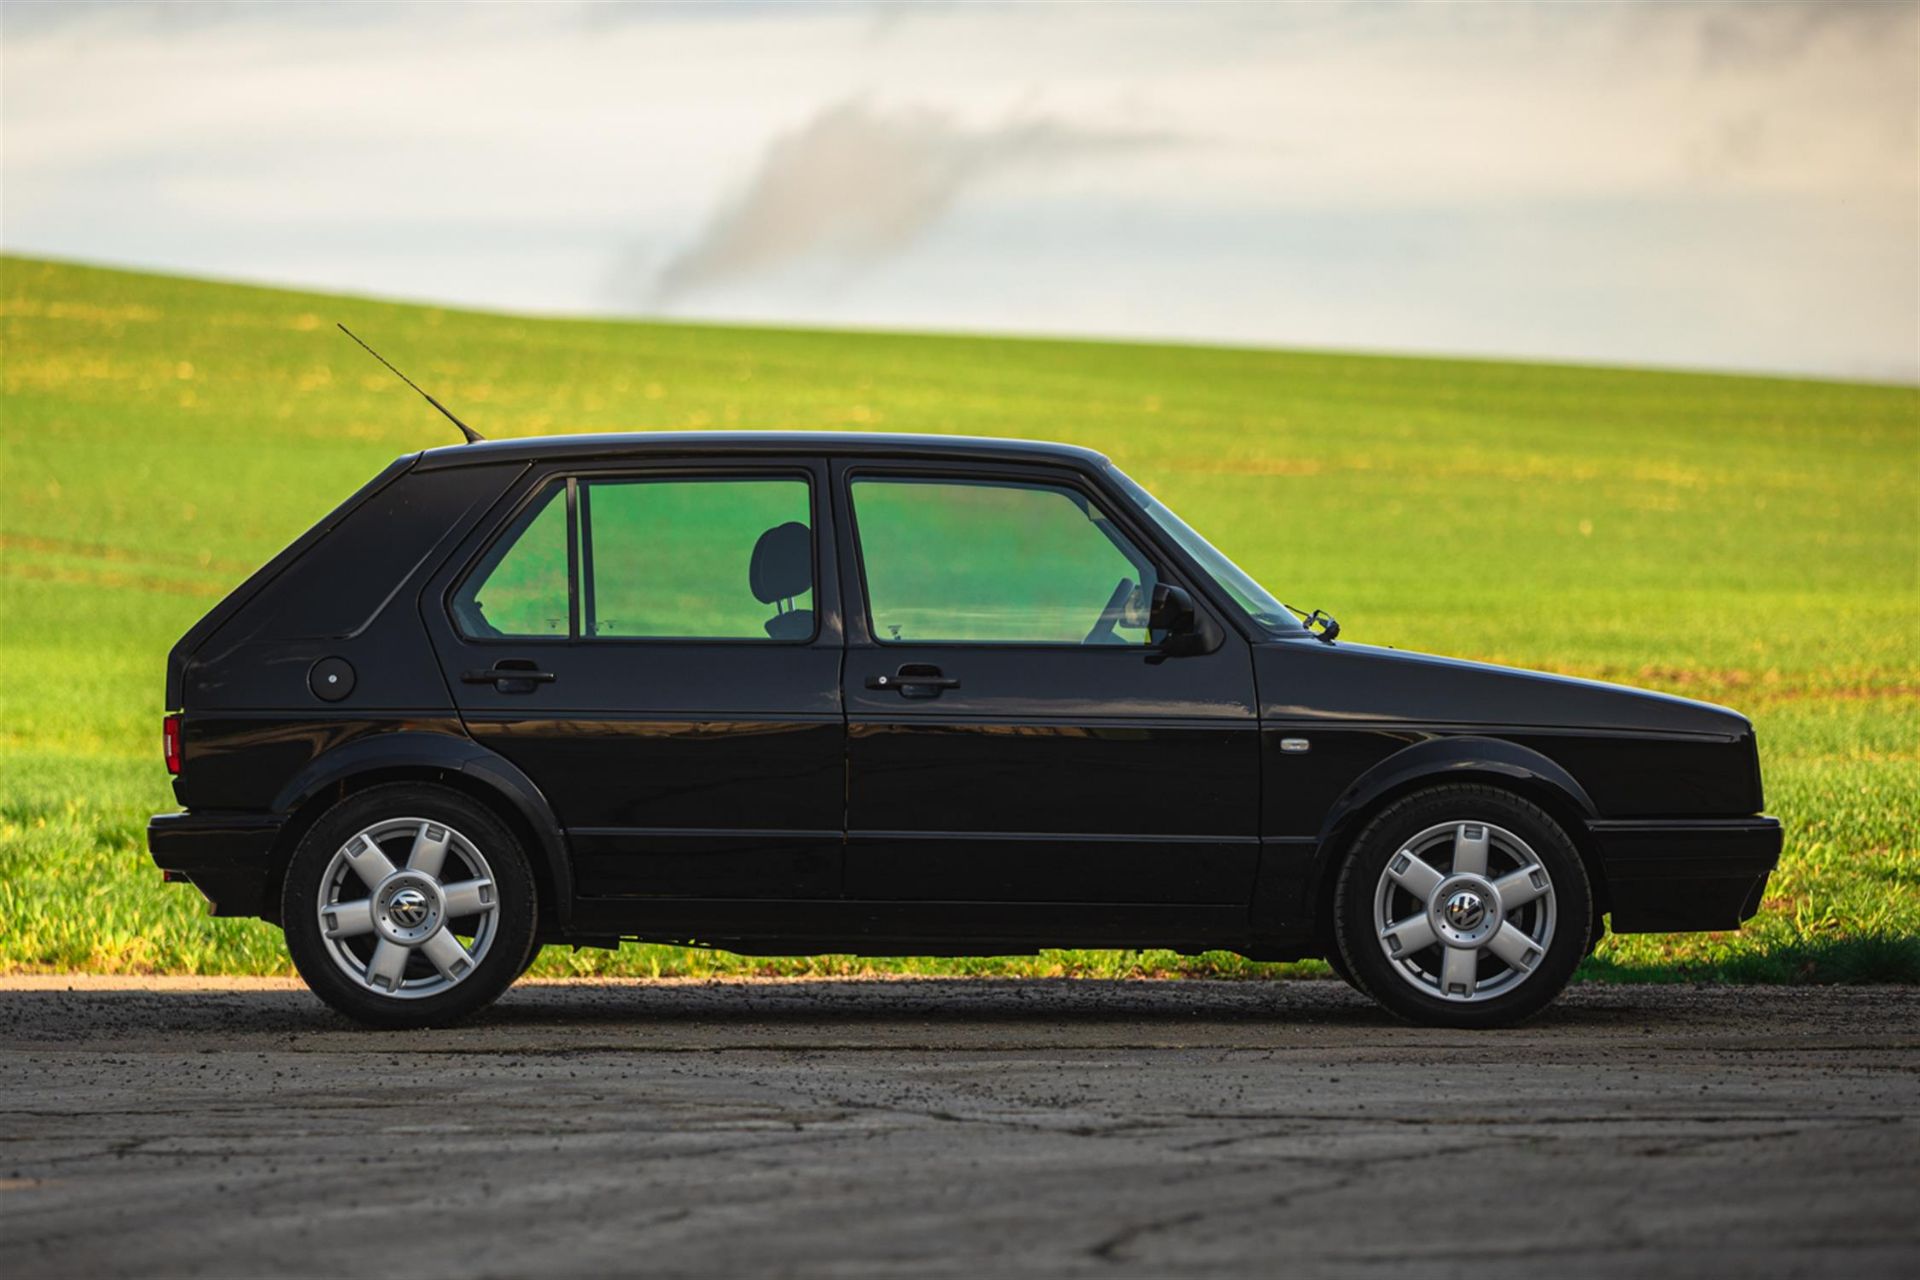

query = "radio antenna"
[335,323,485,444]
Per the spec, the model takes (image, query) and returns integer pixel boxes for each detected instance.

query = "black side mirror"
[1149,582,1195,635]
[1149,583,1221,656]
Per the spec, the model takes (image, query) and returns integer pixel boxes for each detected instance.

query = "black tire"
[282,783,538,1029]
[519,943,545,978]
[1332,784,1591,1029]
[1322,944,1361,991]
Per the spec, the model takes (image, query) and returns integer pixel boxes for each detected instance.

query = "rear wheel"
[1332,785,1590,1029]
[282,783,537,1029]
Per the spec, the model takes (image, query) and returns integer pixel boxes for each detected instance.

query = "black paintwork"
[150,431,1782,957]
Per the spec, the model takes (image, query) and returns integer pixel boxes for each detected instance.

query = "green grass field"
[2,254,1916,983]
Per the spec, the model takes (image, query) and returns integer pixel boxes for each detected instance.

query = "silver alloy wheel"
[315,817,499,1000]
[1372,820,1557,1003]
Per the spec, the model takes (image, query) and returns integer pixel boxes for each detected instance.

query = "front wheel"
[1332,785,1591,1029]
[282,783,537,1029]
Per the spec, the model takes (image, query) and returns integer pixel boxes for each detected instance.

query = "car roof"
[413,430,1109,471]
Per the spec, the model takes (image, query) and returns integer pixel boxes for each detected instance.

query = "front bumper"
[1589,816,1783,933]
[148,811,285,919]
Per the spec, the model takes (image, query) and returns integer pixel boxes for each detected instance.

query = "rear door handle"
[462,661,556,691]
[866,665,961,698]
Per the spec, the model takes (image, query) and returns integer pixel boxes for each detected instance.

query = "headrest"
[749,522,812,603]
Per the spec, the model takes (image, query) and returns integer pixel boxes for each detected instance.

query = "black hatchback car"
[150,432,1781,1028]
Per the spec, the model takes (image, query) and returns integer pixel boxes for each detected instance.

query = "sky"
[2,0,1916,382]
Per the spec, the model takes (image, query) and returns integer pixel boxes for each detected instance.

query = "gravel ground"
[1,977,1916,1278]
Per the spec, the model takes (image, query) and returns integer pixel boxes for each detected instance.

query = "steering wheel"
[1083,577,1136,645]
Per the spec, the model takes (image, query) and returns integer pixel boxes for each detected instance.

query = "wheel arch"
[1305,736,1610,949]
[265,733,573,932]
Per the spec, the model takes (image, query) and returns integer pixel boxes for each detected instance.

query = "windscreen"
[1103,463,1304,637]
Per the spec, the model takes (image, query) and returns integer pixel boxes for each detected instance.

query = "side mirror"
[1149,582,1196,635]
[1149,583,1221,656]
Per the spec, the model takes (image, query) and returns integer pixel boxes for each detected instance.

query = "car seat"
[750,521,813,640]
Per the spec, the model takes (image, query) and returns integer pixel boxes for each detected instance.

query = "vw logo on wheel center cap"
[1430,874,1501,945]
[372,873,446,944]
[388,888,431,928]
[1444,890,1486,930]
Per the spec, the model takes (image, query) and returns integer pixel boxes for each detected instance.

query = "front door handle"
[462,660,556,692]
[866,665,961,698]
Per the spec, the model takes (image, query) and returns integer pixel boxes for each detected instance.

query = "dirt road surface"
[1,977,1915,1277]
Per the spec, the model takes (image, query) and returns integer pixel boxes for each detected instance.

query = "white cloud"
[649,100,1173,300]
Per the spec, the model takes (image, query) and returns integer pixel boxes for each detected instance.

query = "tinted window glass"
[583,479,812,640]
[452,476,815,642]
[454,484,570,638]
[852,478,1156,645]
[1103,462,1303,637]
[235,465,516,642]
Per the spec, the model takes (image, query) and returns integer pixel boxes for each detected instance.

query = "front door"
[423,460,845,899]
[835,462,1261,904]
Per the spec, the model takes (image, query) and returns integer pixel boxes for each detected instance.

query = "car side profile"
[149,432,1782,1028]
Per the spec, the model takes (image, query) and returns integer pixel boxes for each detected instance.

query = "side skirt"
[563,898,1266,957]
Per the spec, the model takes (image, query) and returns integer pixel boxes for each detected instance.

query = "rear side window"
[453,475,815,642]
[457,485,571,637]
[851,477,1157,645]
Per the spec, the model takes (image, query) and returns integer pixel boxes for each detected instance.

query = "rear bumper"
[148,811,284,919]
[1589,816,1783,933]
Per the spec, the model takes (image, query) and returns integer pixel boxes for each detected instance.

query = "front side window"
[453,475,815,642]
[852,477,1157,645]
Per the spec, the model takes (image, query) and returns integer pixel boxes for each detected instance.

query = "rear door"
[834,460,1261,905]
[422,458,845,900]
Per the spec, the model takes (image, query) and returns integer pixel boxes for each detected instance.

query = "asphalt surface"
[1,977,1916,1278]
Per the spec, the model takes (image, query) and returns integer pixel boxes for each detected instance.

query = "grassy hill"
[2,254,1915,981]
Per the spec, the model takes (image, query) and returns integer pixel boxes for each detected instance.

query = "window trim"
[565,476,582,640]
[843,466,1172,651]
[448,467,823,647]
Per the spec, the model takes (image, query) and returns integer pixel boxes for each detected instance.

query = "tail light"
[163,714,182,775]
